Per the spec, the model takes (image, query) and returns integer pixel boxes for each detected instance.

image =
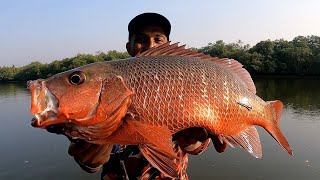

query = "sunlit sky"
[1,0,320,66]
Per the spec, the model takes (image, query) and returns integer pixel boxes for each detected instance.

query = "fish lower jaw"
[31,117,41,127]
[31,111,58,128]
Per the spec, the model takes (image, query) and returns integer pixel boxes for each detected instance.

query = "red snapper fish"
[28,43,292,178]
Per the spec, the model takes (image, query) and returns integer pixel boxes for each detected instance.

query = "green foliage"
[198,35,320,75]
[1,35,320,82]
[103,50,130,61]
[14,61,48,81]
[1,50,129,81]
[0,65,19,81]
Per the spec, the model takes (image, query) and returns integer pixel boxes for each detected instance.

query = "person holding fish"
[52,13,217,180]
[32,12,292,180]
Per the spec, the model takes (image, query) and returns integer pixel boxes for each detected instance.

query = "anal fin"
[221,126,262,158]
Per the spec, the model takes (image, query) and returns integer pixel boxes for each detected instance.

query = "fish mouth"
[27,80,60,128]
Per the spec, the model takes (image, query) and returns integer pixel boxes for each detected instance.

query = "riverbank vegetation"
[1,35,319,81]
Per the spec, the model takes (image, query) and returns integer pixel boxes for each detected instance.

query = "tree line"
[198,35,320,75]
[1,35,319,81]
[0,51,130,81]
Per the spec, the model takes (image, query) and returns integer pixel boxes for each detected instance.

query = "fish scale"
[110,55,260,135]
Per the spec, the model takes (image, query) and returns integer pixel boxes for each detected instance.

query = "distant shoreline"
[1,35,320,81]
[252,74,320,79]
[1,74,320,83]
[0,80,25,83]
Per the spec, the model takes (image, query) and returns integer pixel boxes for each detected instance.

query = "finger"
[90,145,113,165]
[46,124,65,135]
[74,158,102,173]
[68,141,93,157]
[175,127,209,142]
[81,144,112,166]
[72,144,110,169]
[79,144,103,163]
[176,136,197,147]
[192,128,208,141]
[210,134,227,153]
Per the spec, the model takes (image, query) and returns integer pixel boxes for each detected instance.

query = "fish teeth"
[35,114,40,119]
[33,114,42,125]
[33,87,59,125]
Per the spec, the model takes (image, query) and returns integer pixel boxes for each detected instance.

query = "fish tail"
[265,100,293,156]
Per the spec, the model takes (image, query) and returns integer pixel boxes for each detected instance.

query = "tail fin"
[265,100,293,156]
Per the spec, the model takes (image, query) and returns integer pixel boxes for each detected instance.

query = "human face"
[126,25,168,57]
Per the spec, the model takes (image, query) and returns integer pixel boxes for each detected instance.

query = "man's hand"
[174,127,226,155]
[68,140,113,173]
[46,124,112,173]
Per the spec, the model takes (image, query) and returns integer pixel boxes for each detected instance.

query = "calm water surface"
[0,78,319,180]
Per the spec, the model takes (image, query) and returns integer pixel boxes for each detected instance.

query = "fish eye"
[69,71,86,85]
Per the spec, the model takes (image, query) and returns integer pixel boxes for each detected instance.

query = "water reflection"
[254,77,320,112]
[0,82,29,98]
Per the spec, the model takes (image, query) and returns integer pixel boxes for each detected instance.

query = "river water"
[0,78,319,179]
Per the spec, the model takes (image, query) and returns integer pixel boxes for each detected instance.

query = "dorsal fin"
[137,42,256,93]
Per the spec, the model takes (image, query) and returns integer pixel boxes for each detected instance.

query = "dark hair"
[128,12,171,40]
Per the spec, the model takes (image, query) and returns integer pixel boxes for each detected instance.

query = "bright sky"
[1,0,320,67]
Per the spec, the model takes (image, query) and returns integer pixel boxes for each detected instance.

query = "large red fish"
[28,43,292,178]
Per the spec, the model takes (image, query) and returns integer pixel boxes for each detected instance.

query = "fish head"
[28,62,133,129]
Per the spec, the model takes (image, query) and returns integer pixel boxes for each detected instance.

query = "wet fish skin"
[105,51,291,157]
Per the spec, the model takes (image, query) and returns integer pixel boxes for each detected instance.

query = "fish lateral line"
[237,102,253,111]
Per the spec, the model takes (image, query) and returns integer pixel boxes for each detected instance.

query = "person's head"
[126,12,171,57]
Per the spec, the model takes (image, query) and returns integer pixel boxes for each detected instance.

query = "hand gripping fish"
[28,43,293,178]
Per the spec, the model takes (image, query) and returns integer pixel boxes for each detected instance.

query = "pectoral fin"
[139,144,179,179]
[126,121,179,178]
[127,121,176,157]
